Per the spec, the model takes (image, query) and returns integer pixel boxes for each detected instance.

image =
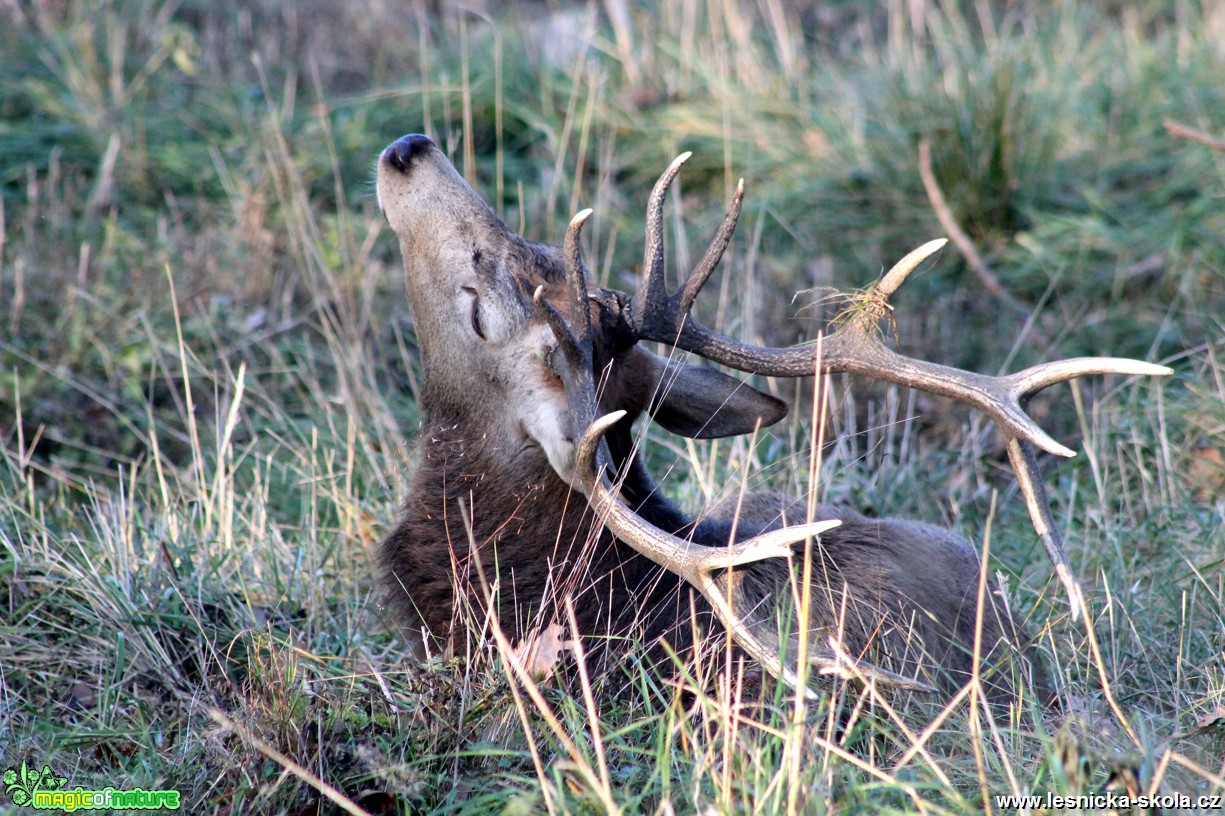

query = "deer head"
[375,134,785,483]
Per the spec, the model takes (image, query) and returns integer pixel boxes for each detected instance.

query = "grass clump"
[1,0,1223,813]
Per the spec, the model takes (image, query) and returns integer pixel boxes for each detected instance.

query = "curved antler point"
[600,409,627,423]
[877,238,948,296]
[589,410,626,437]
[663,152,692,174]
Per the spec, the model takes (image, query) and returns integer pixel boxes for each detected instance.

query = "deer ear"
[633,350,789,439]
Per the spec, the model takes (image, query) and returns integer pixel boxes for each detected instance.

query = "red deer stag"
[375,133,1170,701]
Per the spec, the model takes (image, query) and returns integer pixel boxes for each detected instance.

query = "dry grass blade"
[1164,119,1225,152]
[207,709,373,816]
[917,137,1033,322]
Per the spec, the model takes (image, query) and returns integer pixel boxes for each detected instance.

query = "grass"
[1,0,1223,812]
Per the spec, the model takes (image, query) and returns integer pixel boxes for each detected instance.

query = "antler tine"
[1005,357,1174,398]
[680,178,746,316]
[628,167,758,356]
[1007,438,1085,619]
[573,411,938,695]
[534,210,595,365]
[636,152,693,332]
[877,238,948,298]
[986,356,1174,460]
[535,209,600,440]
[563,209,595,345]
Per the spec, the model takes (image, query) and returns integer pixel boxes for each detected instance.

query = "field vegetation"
[1,0,1223,813]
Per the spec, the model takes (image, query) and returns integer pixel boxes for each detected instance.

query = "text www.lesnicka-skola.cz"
[994,792,1222,811]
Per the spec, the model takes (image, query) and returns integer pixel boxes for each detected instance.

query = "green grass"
[1,1,1223,813]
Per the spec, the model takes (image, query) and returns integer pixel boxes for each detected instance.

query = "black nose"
[384,134,435,173]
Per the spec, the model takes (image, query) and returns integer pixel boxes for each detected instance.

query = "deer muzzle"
[383,133,437,173]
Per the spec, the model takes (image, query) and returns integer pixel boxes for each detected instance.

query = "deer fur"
[376,133,1050,701]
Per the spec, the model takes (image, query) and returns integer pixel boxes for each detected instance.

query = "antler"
[632,155,1173,617]
[534,211,937,696]
[575,411,935,696]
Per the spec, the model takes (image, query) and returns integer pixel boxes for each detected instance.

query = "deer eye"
[461,286,486,340]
